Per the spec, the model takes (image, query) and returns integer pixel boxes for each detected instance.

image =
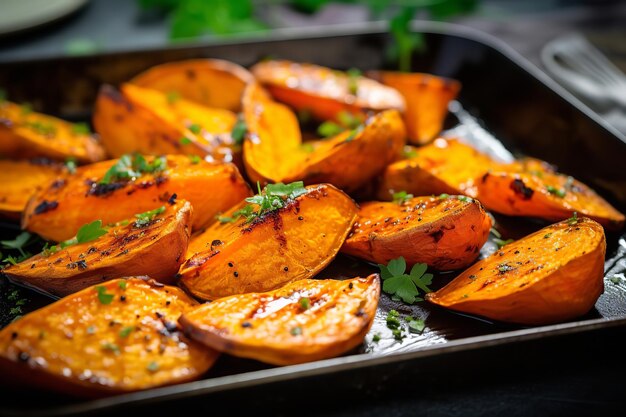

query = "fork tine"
[571,35,626,86]
[557,46,613,86]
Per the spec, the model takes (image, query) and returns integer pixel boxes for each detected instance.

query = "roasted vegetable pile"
[0,58,623,396]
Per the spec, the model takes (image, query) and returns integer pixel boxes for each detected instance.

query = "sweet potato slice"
[5,200,192,297]
[377,138,503,200]
[243,83,405,192]
[130,59,253,112]
[179,275,379,365]
[181,184,358,300]
[250,60,405,121]
[475,159,625,230]
[0,101,105,163]
[0,278,218,396]
[342,196,492,270]
[426,217,605,325]
[93,84,238,162]
[0,160,66,219]
[22,154,250,242]
[369,71,461,144]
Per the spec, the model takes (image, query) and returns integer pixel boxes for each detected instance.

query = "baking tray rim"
[1,20,625,416]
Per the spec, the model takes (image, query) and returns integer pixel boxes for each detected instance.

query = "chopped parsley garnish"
[1,232,32,258]
[180,136,192,145]
[101,342,120,354]
[135,206,165,227]
[118,280,127,290]
[543,233,552,239]
[392,191,413,205]
[609,275,623,285]
[497,263,515,274]
[546,185,566,198]
[299,297,310,310]
[147,361,160,372]
[65,157,77,174]
[166,91,180,104]
[457,195,471,202]
[71,122,90,135]
[290,326,302,336]
[567,212,579,225]
[95,285,114,305]
[226,181,308,224]
[119,326,134,338]
[494,238,513,249]
[317,121,344,138]
[231,116,247,146]
[402,146,418,159]
[44,220,108,256]
[378,257,432,304]
[100,154,167,185]
[317,111,363,138]
[386,310,404,340]
[372,333,381,343]
[188,154,201,164]
[346,68,361,95]
[407,317,425,334]
[438,193,450,199]
[344,125,363,143]
[24,121,56,136]
[188,123,202,134]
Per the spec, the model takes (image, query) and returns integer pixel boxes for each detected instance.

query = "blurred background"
[1,0,625,132]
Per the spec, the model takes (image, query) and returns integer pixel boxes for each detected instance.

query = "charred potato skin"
[179,275,380,365]
[21,155,251,242]
[342,196,492,270]
[5,201,192,297]
[181,184,359,300]
[0,278,218,396]
[426,218,606,325]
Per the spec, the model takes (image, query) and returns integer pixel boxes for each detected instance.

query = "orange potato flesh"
[377,138,503,200]
[130,59,253,112]
[179,275,380,365]
[5,201,192,297]
[22,155,251,242]
[369,71,461,145]
[342,196,492,270]
[426,217,606,325]
[0,160,66,219]
[250,60,405,121]
[475,159,625,231]
[181,184,359,300]
[0,278,218,396]
[243,83,406,192]
[93,84,238,162]
[0,101,105,163]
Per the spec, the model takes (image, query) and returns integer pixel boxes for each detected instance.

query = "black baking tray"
[0,20,625,417]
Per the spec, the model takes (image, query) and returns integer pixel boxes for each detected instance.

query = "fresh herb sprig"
[378,257,432,304]
[44,220,109,256]
[100,154,167,185]
[135,206,166,227]
[392,191,413,205]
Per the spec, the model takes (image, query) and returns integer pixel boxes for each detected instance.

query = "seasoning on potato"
[179,275,380,365]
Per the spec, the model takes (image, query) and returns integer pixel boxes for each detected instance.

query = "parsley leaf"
[119,326,134,338]
[226,181,307,225]
[299,297,310,310]
[546,185,566,198]
[231,116,247,145]
[494,238,514,249]
[65,157,77,174]
[135,206,166,227]
[403,146,418,159]
[71,122,90,135]
[408,317,425,334]
[378,257,432,304]
[567,212,579,225]
[346,67,361,95]
[180,137,192,145]
[100,154,167,185]
[76,220,108,243]
[1,232,32,257]
[317,121,344,138]
[392,191,413,205]
[95,285,114,305]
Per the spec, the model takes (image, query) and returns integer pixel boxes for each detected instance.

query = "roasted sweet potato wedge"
[369,71,461,144]
[0,160,66,219]
[130,59,253,112]
[0,100,105,163]
[250,60,405,121]
[5,200,192,297]
[243,83,405,192]
[0,278,218,396]
[426,217,605,325]
[181,183,358,300]
[94,84,238,162]
[180,275,379,365]
[342,196,492,270]
[475,159,625,230]
[377,138,503,200]
[22,154,250,242]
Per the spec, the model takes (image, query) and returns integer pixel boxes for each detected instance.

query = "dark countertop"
[1,1,625,416]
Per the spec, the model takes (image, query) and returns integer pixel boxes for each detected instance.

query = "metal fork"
[542,33,626,109]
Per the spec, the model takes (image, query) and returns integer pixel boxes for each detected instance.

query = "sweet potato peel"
[0,278,218,396]
[179,275,380,365]
[369,71,460,144]
[181,184,358,300]
[250,60,405,121]
[342,196,492,270]
[0,101,105,163]
[243,83,406,192]
[426,217,606,325]
[0,160,66,219]
[475,159,625,230]
[22,155,250,241]
[130,58,253,112]
[5,200,192,297]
